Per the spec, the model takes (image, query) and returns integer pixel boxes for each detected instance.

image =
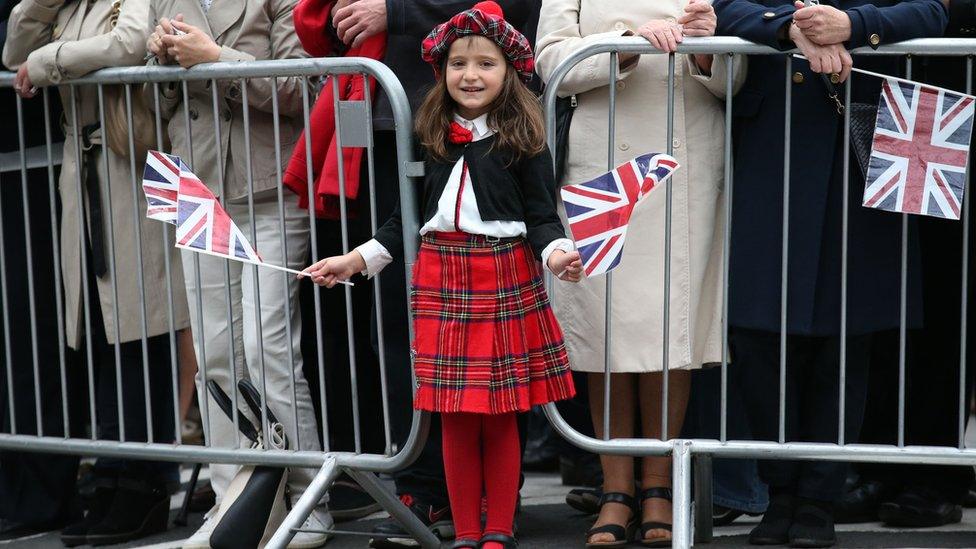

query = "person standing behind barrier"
[3,0,192,543]
[713,0,947,546]
[304,4,581,548]
[535,1,742,545]
[145,1,332,546]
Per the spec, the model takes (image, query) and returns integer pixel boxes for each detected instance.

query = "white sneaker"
[182,505,220,549]
[286,508,334,549]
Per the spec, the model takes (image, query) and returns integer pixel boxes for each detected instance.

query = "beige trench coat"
[3,0,190,349]
[148,0,308,200]
[536,0,745,373]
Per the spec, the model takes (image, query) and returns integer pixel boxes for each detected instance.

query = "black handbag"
[207,379,290,549]
[821,74,878,179]
[553,94,577,184]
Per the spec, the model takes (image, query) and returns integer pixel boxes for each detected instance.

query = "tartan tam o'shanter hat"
[421,1,535,84]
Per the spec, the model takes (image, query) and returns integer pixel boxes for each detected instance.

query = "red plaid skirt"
[410,232,576,414]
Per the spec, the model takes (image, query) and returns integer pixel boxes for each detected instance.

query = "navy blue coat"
[714,0,947,336]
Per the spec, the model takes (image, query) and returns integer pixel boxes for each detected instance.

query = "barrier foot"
[345,469,441,549]
[693,454,713,543]
[673,440,693,548]
[267,455,341,549]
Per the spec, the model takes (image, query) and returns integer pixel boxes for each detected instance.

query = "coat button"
[618,143,630,151]
[614,22,626,31]
[672,138,681,149]
[615,81,625,91]
[222,109,231,122]
[763,11,776,19]
[792,71,804,84]
[228,85,240,99]
[869,33,881,46]
[666,17,676,23]
[189,108,199,120]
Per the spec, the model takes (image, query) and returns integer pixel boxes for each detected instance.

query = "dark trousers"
[0,159,82,526]
[856,215,976,503]
[730,328,871,502]
[83,253,177,482]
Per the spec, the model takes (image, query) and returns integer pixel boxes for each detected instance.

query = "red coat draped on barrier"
[284,0,387,219]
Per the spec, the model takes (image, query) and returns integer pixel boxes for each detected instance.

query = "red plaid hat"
[421,1,535,84]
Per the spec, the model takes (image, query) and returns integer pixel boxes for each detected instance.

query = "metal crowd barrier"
[0,57,434,549]
[540,36,976,548]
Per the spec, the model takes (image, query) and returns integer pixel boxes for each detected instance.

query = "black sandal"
[478,533,517,548]
[638,487,673,548]
[585,492,638,548]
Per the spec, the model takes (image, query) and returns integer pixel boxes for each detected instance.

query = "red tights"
[441,412,520,548]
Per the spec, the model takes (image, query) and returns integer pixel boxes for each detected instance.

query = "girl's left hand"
[678,0,717,37]
[13,64,37,99]
[548,250,583,283]
[161,20,221,68]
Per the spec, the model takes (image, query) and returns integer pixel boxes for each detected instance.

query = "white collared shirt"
[356,113,574,277]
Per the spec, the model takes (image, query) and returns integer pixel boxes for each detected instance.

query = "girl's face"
[445,36,507,120]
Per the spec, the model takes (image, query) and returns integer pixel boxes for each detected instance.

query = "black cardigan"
[373,136,566,261]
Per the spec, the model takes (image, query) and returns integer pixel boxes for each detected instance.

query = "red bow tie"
[448,121,474,144]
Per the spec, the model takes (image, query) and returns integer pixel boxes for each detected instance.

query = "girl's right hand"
[148,14,183,65]
[300,251,366,287]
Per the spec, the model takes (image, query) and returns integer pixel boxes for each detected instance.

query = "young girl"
[304,2,581,547]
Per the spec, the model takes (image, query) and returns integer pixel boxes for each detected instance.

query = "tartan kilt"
[410,232,575,414]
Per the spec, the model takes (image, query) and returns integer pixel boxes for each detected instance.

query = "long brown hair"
[415,60,546,162]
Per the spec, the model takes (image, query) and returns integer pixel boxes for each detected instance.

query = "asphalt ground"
[3,469,976,548]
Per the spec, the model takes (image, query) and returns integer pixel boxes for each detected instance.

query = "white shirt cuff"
[355,239,393,279]
[541,238,576,274]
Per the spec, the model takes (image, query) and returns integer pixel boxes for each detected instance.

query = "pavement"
[3,468,976,548]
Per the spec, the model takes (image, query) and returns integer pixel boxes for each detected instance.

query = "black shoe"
[833,479,889,524]
[566,487,602,515]
[61,471,118,547]
[84,475,170,546]
[878,486,963,528]
[329,475,382,522]
[713,505,745,527]
[749,492,794,546]
[368,494,454,549]
[788,499,836,548]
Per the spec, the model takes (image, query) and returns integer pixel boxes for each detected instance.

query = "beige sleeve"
[217,0,310,116]
[2,0,67,71]
[535,0,638,97]
[685,54,748,100]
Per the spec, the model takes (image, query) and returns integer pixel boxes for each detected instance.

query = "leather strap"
[479,533,517,548]
[599,491,637,509]
[81,123,107,278]
[640,487,672,502]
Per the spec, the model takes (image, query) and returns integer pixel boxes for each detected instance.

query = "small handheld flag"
[560,153,679,277]
[142,151,353,285]
[862,77,974,220]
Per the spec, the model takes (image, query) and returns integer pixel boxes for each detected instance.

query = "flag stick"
[791,54,976,99]
[178,246,354,286]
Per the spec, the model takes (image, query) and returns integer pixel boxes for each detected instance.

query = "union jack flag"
[560,153,679,277]
[174,159,262,263]
[142,150,181,223]
[862,78,975,220]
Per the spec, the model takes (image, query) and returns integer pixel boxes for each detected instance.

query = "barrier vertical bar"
[672,440,693,548]
[71,85,97,440]
[300,79,330,452]
[961,58,973,449]
[43,88,70,437]
[124,84,154,443]
[839,77,851,444]
[662,52,675,439]
[332,75,363,453]
[720,53,733,442]
[15,94,43,436]
[210,79,241,443]
[603,51,618,441]
[898,59,912,448]
[779,56,792,444]
[240,80,272,446]
[271,79,301,451]
[362,73,394,455]
[97,83,126,442]
[0,99,13,435]
[153,82,182,445]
